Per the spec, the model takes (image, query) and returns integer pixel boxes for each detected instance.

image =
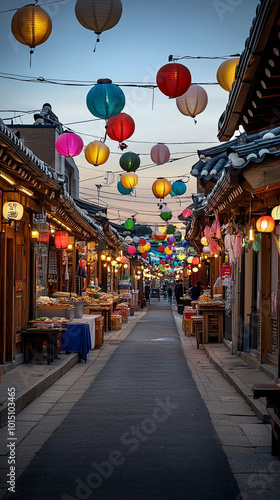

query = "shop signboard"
[221,264,232,282]
[33,210,47,224]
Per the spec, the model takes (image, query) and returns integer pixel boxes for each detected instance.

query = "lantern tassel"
[93,34,100,52]
[193,117,197,125]
[29,48,34,69]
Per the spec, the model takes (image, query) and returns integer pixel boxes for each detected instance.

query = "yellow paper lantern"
[271,205,280,220]
[120,172,138,189]
[144,243,150,252]
[137,245,146,253]
[200,236,208,246]
[217,58,239,92]
[85,141,110,166]
[11,5,52,51]
[187,256,193,264]
[178,252,185,261]
[152,178,172,199]
[164,247,172,255]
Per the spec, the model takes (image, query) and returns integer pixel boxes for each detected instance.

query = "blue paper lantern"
[86,78,125,119]
[170,189,176,197]
[171,180,186,196]
[117,181,132,195]
[119,152,140,172]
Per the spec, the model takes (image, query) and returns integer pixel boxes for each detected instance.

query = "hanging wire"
[0,0,65,14]
[168,53,241,62]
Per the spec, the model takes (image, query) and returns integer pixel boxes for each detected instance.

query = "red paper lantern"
[79,259,87,268]
[106,113,135,142]
[128,245,136,255]
[54,231,69,249]
[256,216,275,233]
[142,252,148,259]
[139,238,146,245]
[120,256,127,264]
[182,209,193,219]
[156,63,191,98]
[192,257,199,265]
[158,245,164,252]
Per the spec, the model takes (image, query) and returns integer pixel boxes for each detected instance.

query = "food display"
[84,289,119,306]
[198,294,213,303]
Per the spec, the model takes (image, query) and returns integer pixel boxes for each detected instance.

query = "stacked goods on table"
[36,296,75,319]
[198,294,213,303]
[84,285,120,306]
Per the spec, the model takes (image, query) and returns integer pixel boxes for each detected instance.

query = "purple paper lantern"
[55,132,84,157]
[167,236,176,244]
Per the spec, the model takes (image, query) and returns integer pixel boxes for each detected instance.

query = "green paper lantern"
[125,218,134,230]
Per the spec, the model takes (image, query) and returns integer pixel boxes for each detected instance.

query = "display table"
[89,305,111,331]
[180,296,193,308]
[36,305,75,320]
[71,315,99,349]
[197,303,224,344]
[22,327,64,365]
[61,323,91,361]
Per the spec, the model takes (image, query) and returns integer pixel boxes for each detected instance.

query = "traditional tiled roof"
[191,126,280,181]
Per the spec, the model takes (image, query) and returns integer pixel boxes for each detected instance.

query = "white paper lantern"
[176,85,208,120]
[3,201,23,221]
[75,0,122,35]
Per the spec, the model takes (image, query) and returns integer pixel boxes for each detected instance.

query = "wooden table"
[89,305,111,331]
[180,297,194,308]
[197,303,225,344]
[22,327,64,364]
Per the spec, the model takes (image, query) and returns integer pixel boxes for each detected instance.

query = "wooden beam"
[261,234,271,364]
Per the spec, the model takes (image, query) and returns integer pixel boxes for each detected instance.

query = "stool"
[184,318,192,336]
[191,316,203,349]
[111,314,122,330]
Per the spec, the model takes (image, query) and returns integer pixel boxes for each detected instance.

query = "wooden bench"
[253,383,280,458]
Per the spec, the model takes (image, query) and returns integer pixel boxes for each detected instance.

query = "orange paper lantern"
[256,216,275,233]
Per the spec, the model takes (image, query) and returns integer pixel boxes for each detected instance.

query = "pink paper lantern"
[192,257,199,265]
[182,209,193,219]
[150,143,170,165]
[55,132,84,157]
[128,245,136,255]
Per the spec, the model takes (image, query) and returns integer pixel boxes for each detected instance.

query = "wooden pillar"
[260,234,271,364]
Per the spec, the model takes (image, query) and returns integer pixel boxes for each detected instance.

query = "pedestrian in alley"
[167,285,173,304]
[175,279,184,305]
[189,281,202,300]
[144,282,150,305]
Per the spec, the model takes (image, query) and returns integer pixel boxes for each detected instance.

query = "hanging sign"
[33,210,47,224]
[221,264,232,281]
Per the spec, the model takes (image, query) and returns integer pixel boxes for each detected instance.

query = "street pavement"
[0,301,279,499]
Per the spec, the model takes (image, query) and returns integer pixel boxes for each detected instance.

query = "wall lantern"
[31,230,39,239]
[271,205,280,221]
[54,230,69,249]
[256,216,275,233]
[3,201,24,221]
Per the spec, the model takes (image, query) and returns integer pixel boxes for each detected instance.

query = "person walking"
[189,281,202,300]
[144,282,151,305]
[167,285,173,304]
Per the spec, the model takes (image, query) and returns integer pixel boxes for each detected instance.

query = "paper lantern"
[128,245,136,255]
[86,79,125,119]
[125,218,134,230]
[200,236,208,246]
[167,236,176,244]
[117,181,132,195]
[152,178,172,198]
[55,231,69,249]
[160,211,172,221]
[158,245,164,252]
[164,247,172,255]
[11,5,52,52]
[156,63,191,98]
[120,172,138,189]
[133,236,139,244]
[75,0,122,35]
[178,252,185,261]
[271,205,280,220]
[203,245,210,254]
[187,256,193,264]
[144,243,150,251]
[119,152,140,172]
[192,257,199,265]
[171,180,186,196]
[192,267,198,273]
[138,245,146,253]
[107,113,135,142]
[170,189,176,197]
[217,58,239,92]
[142,252,149,259]
[256,216,275,233]
[182,209,193,219]
[150,143,170,165]
[120,256,127,264]
[125,236,133,244]
[3,201,23,221]
[139,238,146,245]
[79,259,87,268]
[55,132,83,157]
[176,85,208,119]
[85,140,110,165]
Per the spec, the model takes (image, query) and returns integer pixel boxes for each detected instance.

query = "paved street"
[2,301,240,500]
